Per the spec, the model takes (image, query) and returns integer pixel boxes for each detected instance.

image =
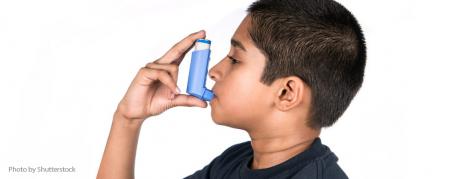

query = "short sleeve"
[183,141,251,179]
[183,154,220,179]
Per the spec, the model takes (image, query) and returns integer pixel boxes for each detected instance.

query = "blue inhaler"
[186,39,215,101]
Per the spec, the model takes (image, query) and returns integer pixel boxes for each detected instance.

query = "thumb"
[171,94,208,108]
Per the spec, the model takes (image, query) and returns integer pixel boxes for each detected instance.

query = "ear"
[274,76,307,111]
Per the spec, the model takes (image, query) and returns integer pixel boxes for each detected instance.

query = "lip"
[211,87,217,97]
[211,94,217,101]
[211,88,217,101]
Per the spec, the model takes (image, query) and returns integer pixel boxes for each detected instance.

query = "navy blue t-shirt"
[184,138,348,179]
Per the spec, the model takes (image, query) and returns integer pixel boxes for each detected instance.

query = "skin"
[97,15,319,179]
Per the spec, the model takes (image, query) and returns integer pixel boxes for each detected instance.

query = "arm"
[97,112,143,179]
[97,30,208,179]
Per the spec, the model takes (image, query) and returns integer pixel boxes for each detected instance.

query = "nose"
[208,63,220,82]
[209,55,228,82]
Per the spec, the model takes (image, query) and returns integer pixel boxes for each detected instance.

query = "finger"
[145,63,179,83]
[156,30,206,64]
[139,67,179,95]
[171,94,208,108]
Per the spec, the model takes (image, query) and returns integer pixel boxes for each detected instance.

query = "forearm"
[96,30,206,179]
[97,112,144,179]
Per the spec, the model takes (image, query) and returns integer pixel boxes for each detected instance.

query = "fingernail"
[170,93,175,99]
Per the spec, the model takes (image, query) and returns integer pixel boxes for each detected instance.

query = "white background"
[1,0,450,178]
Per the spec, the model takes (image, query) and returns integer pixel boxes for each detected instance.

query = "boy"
[97,0,366,178]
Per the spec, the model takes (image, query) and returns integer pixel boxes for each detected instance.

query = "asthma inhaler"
[186,39,215,101]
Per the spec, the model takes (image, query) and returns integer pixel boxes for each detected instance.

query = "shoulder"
[322,152,348,179]
[184,141,252,179]
[292,140,349,179]
[291,152,348,179]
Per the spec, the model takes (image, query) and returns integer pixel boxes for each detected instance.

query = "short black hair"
[247,0,366,129]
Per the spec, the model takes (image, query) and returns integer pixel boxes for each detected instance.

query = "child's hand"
[115,30,208,122]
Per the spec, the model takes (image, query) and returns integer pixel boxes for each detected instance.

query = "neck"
[247,128,319,170]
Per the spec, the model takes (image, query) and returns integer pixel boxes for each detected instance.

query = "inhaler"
[186,39,215,101]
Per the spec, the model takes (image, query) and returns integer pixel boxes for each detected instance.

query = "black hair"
[247,0,366,129]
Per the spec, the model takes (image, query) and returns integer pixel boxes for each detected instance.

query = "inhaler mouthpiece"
[186,39,215,101]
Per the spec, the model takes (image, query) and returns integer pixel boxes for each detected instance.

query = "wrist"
[113,111,145,129]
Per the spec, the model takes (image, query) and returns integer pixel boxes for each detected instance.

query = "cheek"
[220,73,265,119]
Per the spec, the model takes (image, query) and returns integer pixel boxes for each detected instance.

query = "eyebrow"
[231,38,247,52]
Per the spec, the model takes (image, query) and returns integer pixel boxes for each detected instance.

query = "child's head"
[208,0,366,132]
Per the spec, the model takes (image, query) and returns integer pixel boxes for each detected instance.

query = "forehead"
[231,15,253,49]
[229,15,267,68]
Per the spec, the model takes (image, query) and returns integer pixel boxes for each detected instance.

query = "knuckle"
[138,67,150,76]
[145,62,153,67]
[138,68,150,79]
[139,67,147,73]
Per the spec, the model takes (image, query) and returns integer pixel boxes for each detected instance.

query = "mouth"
[211,88,218,102]
[211,94,217,101]
[211,87,217,97]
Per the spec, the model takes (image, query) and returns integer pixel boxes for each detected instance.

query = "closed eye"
[227,55,239,64]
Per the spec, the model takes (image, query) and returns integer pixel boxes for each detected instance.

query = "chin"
[210,109,226,126]
[210,112,244,130]
[209,97,245,129]
[210,98,220,122]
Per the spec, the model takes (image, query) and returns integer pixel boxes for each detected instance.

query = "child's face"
[209,15,272,130]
